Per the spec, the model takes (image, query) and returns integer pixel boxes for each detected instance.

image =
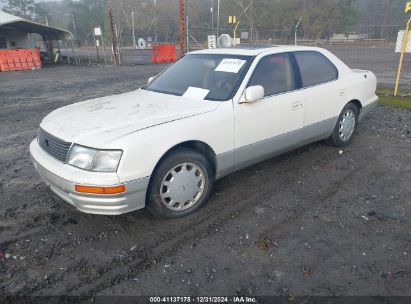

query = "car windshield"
[144,54,254,101]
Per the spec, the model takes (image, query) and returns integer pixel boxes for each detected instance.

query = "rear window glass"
[294,51,338,87]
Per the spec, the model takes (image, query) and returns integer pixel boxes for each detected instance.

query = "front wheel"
[326,103,359,147]
[146,148,214,219]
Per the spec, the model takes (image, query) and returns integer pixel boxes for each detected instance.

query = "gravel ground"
[0,65,410,297]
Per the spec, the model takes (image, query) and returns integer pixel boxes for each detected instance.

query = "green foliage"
[69,0,108,40]
[28,0,363,41]
[34,0,108,41]
[1,0,36,18]
[252,0,359,40]
[378,93,411,111]
[337,4,359,37]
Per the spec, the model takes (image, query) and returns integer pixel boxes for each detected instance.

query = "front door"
[233,52,304,169]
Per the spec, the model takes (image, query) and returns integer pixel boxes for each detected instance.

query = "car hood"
[40,89,219,146]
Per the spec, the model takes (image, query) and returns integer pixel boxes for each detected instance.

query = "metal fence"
[183,26,411,95]
[65,25,411,95]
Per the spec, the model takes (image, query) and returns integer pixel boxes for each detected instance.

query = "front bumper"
[30,140,149,215]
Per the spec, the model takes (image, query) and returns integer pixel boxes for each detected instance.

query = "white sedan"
[30,46,378,218]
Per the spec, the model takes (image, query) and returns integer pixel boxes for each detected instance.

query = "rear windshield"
[144,54,254,101]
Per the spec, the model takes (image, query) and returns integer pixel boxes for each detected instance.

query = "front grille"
[38,128,72,162]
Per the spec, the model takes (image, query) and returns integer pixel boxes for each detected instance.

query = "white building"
[330,33,368,43]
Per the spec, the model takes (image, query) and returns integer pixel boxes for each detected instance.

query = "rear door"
[293,51,346,142]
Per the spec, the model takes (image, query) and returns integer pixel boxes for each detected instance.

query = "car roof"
[189,45,321,57]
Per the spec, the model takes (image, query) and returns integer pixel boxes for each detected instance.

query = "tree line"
[1,0,408,42]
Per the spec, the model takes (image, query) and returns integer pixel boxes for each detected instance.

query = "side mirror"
[147,76,155,84]
[242,85,264,103]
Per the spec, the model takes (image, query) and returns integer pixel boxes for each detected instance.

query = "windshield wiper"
[143,87,181,97]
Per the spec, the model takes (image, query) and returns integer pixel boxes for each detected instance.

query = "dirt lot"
[0,65,410,297]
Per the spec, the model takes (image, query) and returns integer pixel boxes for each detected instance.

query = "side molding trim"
[215,116,338,180]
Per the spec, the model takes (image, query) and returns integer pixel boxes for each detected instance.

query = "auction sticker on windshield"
[183,87,210,100]
[215,58,246,73]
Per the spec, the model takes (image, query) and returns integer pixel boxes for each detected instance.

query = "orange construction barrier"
[0,48,42,72]
[152,44,177,64]
[12,51,22,71]
[0,52,9,72]
[0,51,15,72]
[31,48,42,69]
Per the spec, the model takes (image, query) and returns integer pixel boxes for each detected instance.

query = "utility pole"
[250,0,254,44]
[72,14,78,42]
[211,0,214,35]
[154,0,158,42]
[295,16,302,46]
[185,0,189,53]
[217,0,220,40]
[109,8,119,65]
[132,11,136,48]
[179,0,186,57]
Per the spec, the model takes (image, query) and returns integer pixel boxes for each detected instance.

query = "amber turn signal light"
[75,185,126,195]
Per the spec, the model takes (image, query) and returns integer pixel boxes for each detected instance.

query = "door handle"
[292,102,302,110]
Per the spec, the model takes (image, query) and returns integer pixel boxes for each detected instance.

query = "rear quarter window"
[294,51,338,88]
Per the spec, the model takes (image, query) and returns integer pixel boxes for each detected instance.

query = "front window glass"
[144,54,253,101]
[248,53,296,96]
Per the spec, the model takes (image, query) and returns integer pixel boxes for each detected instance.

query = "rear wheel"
[146,148,213,219]
[326,103,359,147]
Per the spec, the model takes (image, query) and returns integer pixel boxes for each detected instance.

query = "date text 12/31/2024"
[149,296,257,303]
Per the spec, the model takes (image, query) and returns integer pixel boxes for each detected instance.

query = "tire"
[146,148,214,219]
[326,102,359,147]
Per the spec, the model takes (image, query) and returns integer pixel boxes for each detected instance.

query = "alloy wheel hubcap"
[339,109,356,141]
[160,162,205,211]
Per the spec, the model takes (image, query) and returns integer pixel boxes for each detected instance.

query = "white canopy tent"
[0,11,72,41]
[0,11,76,63]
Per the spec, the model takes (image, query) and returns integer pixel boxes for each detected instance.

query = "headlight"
[67,145,122,172]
